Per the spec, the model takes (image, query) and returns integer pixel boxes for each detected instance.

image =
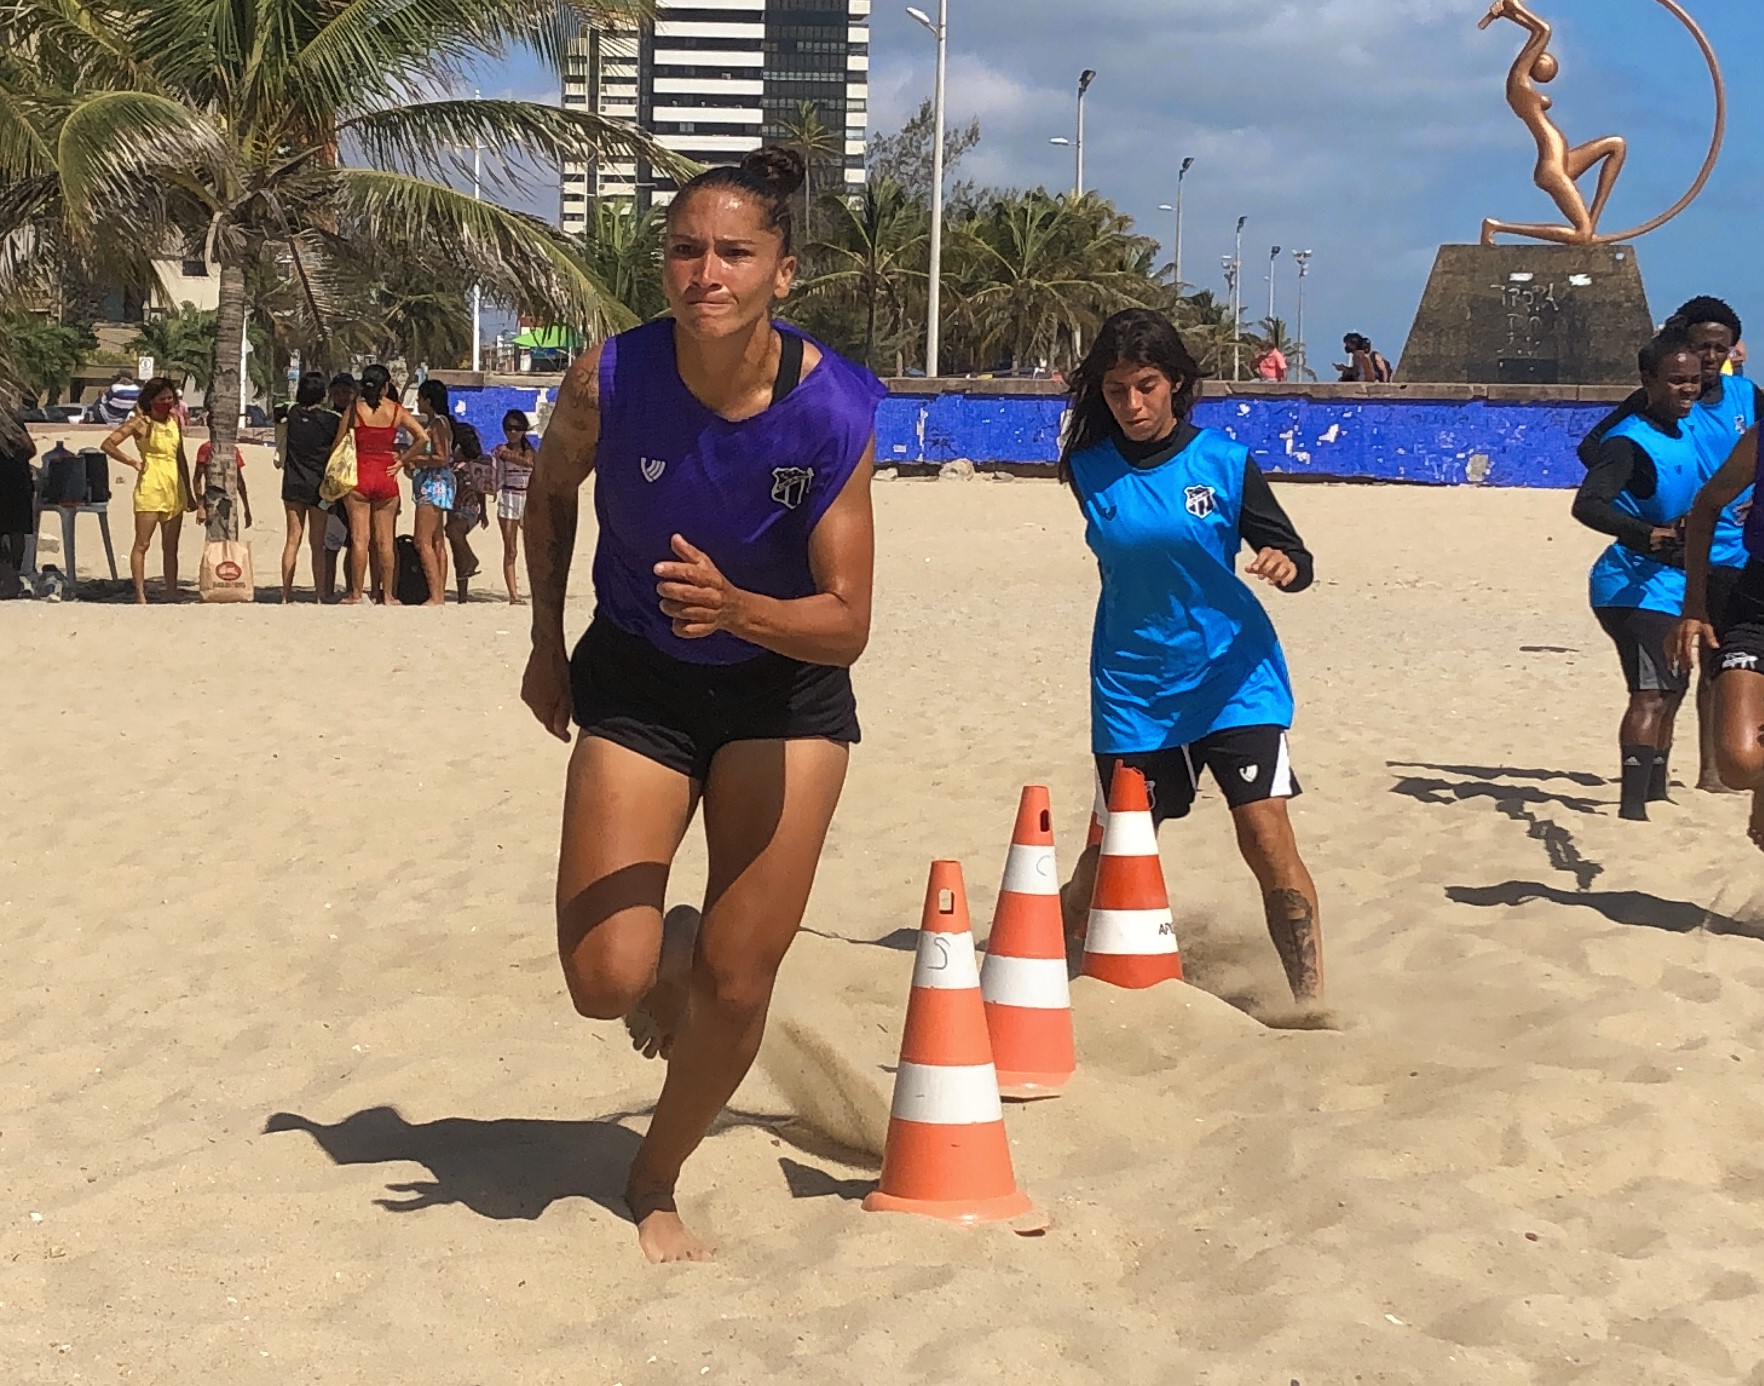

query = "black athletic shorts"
[1595,606,1688,695]
[1714,561,1764,679]
[569,617,860,781]
[1094,725,1300,828]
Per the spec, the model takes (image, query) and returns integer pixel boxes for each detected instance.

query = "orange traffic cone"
[865,861,1036,1225]
[1081,765,1184,989]
[980,787,1075,1100]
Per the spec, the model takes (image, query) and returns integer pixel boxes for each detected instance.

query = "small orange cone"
[981,787,1075,1100]
[865,861,1036,1225]
[1081,765,1184,989]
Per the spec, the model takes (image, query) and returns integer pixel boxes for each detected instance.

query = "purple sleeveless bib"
[592,320,885,665]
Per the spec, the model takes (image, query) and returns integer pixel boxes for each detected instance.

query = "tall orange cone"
[865,861,1036,1225]
[1081,765,1184,989]
[980,787,1075,1100]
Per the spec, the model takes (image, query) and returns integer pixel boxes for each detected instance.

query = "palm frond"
[55,91,227,234]
[337,167,633,337]
[338,98,694,189]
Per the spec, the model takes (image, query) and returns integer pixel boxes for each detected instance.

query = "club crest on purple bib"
[772,467,814,510]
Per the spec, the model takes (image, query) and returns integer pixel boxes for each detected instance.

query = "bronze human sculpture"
[1479,0,1725,247]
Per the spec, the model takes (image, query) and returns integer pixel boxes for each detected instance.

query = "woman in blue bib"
[1572,332,1705,821]
[1580,296,1762,793]
[1057,309,1325,1005]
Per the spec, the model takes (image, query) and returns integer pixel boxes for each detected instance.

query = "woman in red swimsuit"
[333,363,429,604]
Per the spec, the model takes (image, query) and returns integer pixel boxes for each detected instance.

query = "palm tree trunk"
[865,270,878,367]
[207,260,247,542]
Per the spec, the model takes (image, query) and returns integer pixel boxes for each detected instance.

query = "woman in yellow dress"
[103,377,195,604]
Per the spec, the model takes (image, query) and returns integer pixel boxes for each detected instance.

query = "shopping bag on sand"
[199,539,254,604]
[319,428,357,503]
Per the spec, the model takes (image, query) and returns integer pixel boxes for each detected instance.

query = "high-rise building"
[560,0,870,232]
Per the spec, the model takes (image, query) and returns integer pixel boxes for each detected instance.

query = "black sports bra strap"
[772,331,805,406]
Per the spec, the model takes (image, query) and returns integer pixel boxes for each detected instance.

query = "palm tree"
[0,312,94,404]
[799,179,927,371]
[0,0,683,537]
[576,198,667,324]
[129,302,219,394]
[949,190,1160,374]
[775,101,841,246]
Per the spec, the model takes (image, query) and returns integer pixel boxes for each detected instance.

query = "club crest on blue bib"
[771,467,814,510]
[1185,484,1216,519]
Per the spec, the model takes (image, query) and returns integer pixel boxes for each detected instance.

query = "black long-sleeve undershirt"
[1571,433,1683,566]
[1117,422,1315,592]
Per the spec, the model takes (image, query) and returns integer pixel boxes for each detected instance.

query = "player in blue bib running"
[1580,297,1762,793]
[1571,331,1705,821]
[1056,309,1325,1005]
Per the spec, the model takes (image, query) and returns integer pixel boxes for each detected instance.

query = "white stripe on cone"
[1000,843,1058,897]
[889,1061,1006,1124]
[1099,808,1158,858]
[980,954,1072,1010]
[911,929,982,991]
[1085,907,1180,956]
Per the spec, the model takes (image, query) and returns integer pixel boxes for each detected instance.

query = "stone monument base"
[1397,244,1655,386]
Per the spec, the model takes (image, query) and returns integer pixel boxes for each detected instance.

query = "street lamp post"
[1267,243,1282,326]
[1293,248,1314,379]
[1074,69,1096,196]
[907,3,948,378]
[1231,214,1246,382]
[471,88,483,374]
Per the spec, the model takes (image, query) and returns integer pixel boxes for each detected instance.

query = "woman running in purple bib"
[521,147,884,1264]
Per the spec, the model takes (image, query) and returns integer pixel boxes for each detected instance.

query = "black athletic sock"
[1620,746,1655,821]
[1649,752,1672,802]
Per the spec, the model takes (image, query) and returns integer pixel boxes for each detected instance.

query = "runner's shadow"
[801,925,918,952]
[778,1157,871,1203]
[1390,775,1606,817]
[1388,761,1606,789]
[1446,882,1763,939]
[263,1106,643,1221]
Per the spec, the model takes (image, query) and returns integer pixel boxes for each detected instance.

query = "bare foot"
[1700,778,1745,797]
[627,1181,714,1264]
[421,597,445,607]
[280,591,293,605]
[380,596,402,607]
[624,906,700,1060]
[508,594,527,606]
[339,594,362,606]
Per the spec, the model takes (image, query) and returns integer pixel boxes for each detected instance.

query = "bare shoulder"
[561,344,605,413]
[800,338,825,376]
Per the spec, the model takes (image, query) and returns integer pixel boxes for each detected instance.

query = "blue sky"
[477,0,1761,364]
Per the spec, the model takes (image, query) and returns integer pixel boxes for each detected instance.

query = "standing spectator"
[409,379,455,606]
[445,415,493,604]
[1336,333,1393,383]
[493,409,535,605]
[1254,344,1289,382]
[278,370,341,603]
[335,364,426,606]
[194,439,255,531]
[103,376,195,604]
[0,410,35,594]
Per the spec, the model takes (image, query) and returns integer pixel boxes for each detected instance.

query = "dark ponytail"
[1058,309,1204,493]
[360,363,392,409]
[671,145,807,255]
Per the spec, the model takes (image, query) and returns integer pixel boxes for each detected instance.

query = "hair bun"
[741,146,806,199]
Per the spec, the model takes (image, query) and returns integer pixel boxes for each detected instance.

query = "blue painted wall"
[451,383,1613,489]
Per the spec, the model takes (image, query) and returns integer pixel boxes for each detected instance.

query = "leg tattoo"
[1264,887,1323,1003]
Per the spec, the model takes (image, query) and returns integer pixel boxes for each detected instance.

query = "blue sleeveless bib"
[1072,427,1294,755]
[1588,413,1702,615]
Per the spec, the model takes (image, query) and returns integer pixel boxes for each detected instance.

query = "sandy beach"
[8,472,1764,1385]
